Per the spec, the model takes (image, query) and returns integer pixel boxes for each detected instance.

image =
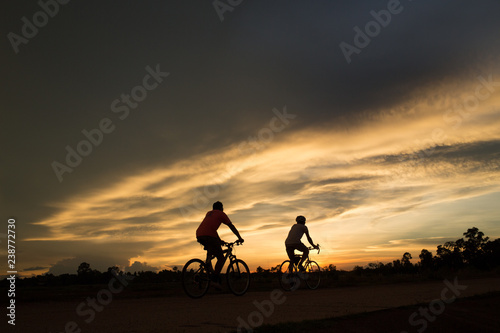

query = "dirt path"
[12,277,500,333]
[299,293,500,333]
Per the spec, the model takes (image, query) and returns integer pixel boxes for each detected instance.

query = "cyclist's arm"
[304,228,316,248]
[228,223,244,242]
[221,213,244,243]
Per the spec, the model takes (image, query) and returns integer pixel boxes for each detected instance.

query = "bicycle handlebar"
[221,240,244,247]
[308,244,320,254]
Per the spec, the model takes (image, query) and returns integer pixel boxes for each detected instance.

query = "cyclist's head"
[213,201,223,211]
[296,215,306,224]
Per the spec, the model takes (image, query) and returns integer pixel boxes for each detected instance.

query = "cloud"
[23,240,158,276]
[126,261,159,273]
[22,266,50,272]
[365,237,456,252]
[25,77,500,272]
[48,257,101,276]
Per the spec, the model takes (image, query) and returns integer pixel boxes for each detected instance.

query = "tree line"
[2,227,499,288]
[351,227,500,275]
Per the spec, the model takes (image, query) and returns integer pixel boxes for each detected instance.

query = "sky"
[1,0,500,277]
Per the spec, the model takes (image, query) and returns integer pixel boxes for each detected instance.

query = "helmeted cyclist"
[285,215,318,271]
[196,201,244,288]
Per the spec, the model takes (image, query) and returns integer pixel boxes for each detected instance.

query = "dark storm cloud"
[22,266,49,272]
[429,140,500,164]
[231,1,500,119]
[3,1,499,205]
[316,176,380,186]
[381,140,500,174]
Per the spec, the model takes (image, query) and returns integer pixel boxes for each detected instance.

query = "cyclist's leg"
[203,237,224,281]
[285,245,296,273]
[296,243,309,270]
[204,251,214,273]
[211,249,224,288]
[198,236,224,289]
[213,251,225,275]
[197,236,217,273]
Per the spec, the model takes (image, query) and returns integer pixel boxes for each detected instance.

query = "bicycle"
[181,240,250,298]
[278,245,321,291]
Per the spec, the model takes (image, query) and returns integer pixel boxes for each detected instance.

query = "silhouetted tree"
[419,249,433,270]
[353,265,364,275]
[107,266,121,275]
[462,227,489,267]
[383,262,394,274]
[484,238,500,268]
[435,240,463,269]
[77,262,91,276]
[270,265,280,273]
[76,262,101,284]
[102,266,121,282]
[402,252,412,266]
[392,259,403,273]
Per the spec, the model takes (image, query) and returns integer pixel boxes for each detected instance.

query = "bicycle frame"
[182,240,249,298]
[290,246,320,271]
[278,245,321,291]
[205,241,240,273]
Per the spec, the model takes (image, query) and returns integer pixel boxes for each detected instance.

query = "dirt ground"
[8,277,500,333]
[288,293,500,333]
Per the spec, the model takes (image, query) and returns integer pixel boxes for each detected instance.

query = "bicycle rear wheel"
[226,259,250,296]
[278,260,299,291]
[182,259,210,298]
[304,260,321,290]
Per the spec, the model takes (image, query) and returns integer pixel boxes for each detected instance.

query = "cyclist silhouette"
[285,215,318,271]
[196,201,244,288]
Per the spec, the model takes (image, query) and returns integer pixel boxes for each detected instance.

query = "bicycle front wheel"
[304,260,321,290]
[278,260,299,291]
[226,259,250,296]
[182,259,210,298]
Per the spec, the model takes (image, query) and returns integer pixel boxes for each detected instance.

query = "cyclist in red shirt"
[196,201,244,288]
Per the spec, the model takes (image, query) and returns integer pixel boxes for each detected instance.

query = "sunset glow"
[21,74,500,274]
[2,1,500,279]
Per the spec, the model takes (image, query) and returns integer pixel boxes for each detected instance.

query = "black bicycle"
[278,245,321,291]
[181,240,250,298]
